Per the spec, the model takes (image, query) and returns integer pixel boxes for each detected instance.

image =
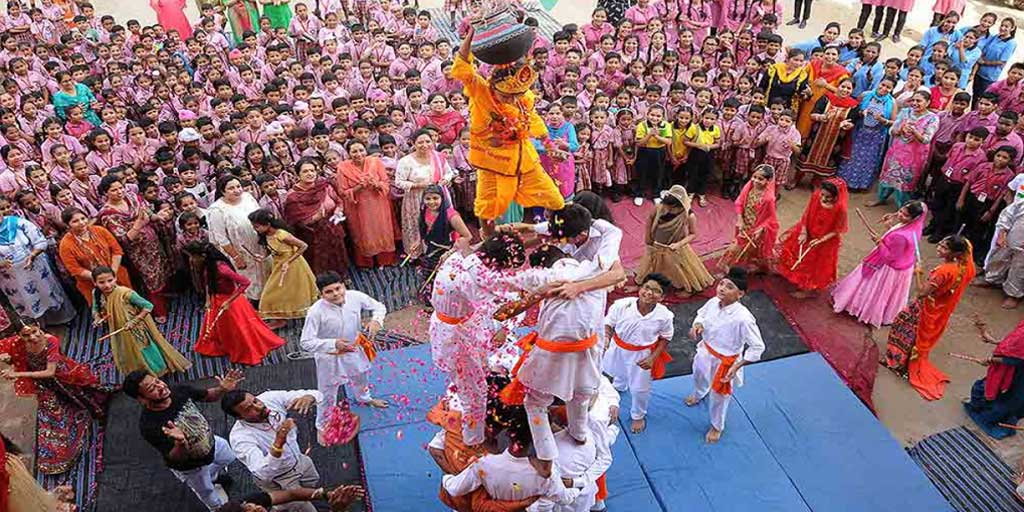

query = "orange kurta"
[335,156,397,260]
[57,226,131,305]
[909,257,976,400]
[451,53,564,219]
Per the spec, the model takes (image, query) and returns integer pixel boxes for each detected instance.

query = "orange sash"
[596,473,608,500]
[357,333,377,362]
[613,334,673,380]
[704,343,739,396]
[426,401,486,474]
[436,311,470,325]
[500,331,599,405]
[439,487,538,512]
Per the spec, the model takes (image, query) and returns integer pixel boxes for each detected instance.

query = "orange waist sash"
[500,331,599,405]
[613,334,673,380]
[703,342,739,396]
[436,311,471,326]
[357,333,377,362]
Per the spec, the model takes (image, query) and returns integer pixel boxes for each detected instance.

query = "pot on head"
[470,2,536,65]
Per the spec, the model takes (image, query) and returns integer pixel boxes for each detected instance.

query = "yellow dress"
[451,53,565,220]
[258,229,318,320]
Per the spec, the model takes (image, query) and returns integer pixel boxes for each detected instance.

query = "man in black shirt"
[123,369,245,510]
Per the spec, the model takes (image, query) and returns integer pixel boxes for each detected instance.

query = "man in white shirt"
[685,267,766,443]
[300,271,389,443]
[549,403,614,512]
[587,379,621,512]
[221,388,322,511]
[602,273,675,434]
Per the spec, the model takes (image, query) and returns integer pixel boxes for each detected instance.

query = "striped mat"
[46,265,425,511]
[428,5,563,45]
[907,426,1024,512]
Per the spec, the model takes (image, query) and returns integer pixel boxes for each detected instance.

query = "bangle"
[269,445,283,457]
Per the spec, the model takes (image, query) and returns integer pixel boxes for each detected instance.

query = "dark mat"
[908,427,1023,512]
[660,290,809,378]
[93,359,366,512]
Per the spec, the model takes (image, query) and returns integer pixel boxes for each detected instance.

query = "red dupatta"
[734,176,779,261]
[811,60,850,87]
[416,110,466,145]
[985,319,1024,400]
[283,178,332,226]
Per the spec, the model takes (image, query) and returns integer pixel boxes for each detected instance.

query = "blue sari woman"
[837,78,898,191]
[51,71,100,126]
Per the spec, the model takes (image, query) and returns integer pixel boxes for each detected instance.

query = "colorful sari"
[415,110,467,146]
[879,108,940,193]
[797,61,850,138]
[335,156,397,267]
[837,91,896,190]
[798,93,858,178]
[94,286,191,377]
[884,246,976,400]
[283,178,350,277]
[262,0,291,29]
[57,226,132,305]
[777,179,848,290]
[966,319,1024,439]
[96,198,174,301]
[729,177,779,269]
[0,334,113,475]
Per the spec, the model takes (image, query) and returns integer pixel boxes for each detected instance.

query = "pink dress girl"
[680,0,713,46]
[591,124,616,188]
[149,0,192,39]
[536,121,579,199]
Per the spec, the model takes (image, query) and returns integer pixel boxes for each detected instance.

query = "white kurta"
[442,450,580,512]
[552,416,613,512]
[602,298,674,420]
[206,193,266,300]
[300,293,386,428]
[690,297,765,430]
[533,219,623,270]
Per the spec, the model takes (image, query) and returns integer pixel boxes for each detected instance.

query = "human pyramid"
[0,0,1021,510]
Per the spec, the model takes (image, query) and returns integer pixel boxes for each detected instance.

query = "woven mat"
[908,426,1024,512]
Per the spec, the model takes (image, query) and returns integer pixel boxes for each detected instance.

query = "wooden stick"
[96,325,129,342]
[998,423,1024,431]
[789,243,813,271]
[204,296,239,340]
[855,208,880,240]
[948,352,989,365]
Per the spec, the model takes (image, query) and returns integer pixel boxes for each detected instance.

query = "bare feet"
[705,427,722,444]
[789,290,813,299]
[265,319,287,330]
[1003,297,1021,310]
[631,418,646,434]
[365,398,389,409]
[684,394,701,406]
[155,316,167,325]
[864,200,885,207]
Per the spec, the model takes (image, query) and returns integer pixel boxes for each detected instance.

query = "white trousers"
[691,345,731,432]
[254,453,321,512]
[316,370,372,430]
[524,388,593,461]
[169,436,236,510]
[604,346,653,421]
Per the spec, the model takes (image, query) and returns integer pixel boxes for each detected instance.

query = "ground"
[4,0,1024,489]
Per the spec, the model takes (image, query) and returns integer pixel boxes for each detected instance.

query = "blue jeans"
[169,436,236,510]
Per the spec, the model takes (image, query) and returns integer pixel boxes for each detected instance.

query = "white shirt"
[300,293,386,378]
[692,297,765,363]
[534,219,623,270]
[442,450,580,512]
[605,298,674,347]
[228,389,323,482]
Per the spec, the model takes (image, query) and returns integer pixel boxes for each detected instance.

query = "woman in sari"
[416,94,467,146]
[335,140,398,268]
[417,184,472,302]
[790,78,858,188]
[0,198,73,325]
[51,71,99,126]
[57,207,131,305]
[396,129,454,259]
[97,175,175,322]
[832,201,926,327]
[777,179,848,297]
[965,318,1024,439]
[223,0,258,43]
[635,184,715,293]
[283,157,349,277]
[0,322,112,475]
[797,46,851,138]
[884,234,975,401]
[870,90,939,209]
[207,174,266,301]
[1,433,76,512]
[91,266,191,377]
[184,241,284,365]
[837,77,898,191]
[724,165,779,274]
[761,49,812,113]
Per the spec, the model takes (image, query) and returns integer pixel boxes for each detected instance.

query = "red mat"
[608,196,737,268]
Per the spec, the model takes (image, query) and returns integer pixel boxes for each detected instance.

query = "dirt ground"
[4,0,1024,483]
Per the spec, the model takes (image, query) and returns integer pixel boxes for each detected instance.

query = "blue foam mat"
[619,376,811,512]
[356,343,448,432]
[734,353,953,512]
[360,421,451,512]
[604,428,661,511]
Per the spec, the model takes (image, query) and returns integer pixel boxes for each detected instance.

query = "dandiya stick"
[855,208,880,239]
[204,295,240,339]
[96,325,128,343]
[789,242,814,271]
[998,423,1024,431]
[948,352,989,365]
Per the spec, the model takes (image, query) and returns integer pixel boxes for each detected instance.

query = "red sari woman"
[797,47,851,139]
[183,241,284,365]
[884,235,976,400]
[0,322,112,475]
[415,93,468,146]
[776,179,849,297]
[724,165,779,273]
[790,78,858,188]
[283,157,350,277]
[335,140,398,267]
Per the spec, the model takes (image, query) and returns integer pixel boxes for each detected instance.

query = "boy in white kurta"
[300,272,389,440]
[550,403,614,512]
[685,267,765,443]
[602,273,675,434]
